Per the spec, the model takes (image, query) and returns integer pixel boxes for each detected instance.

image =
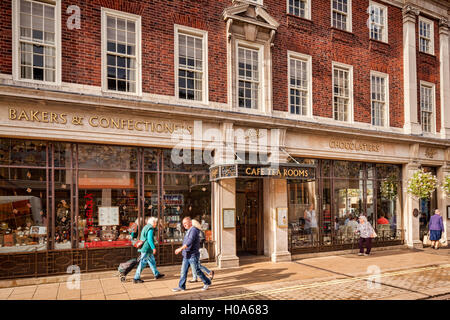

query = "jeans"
[191,260,211,280]
[358,237,372,254]
[178,254,211,289]
[134,252,159,280]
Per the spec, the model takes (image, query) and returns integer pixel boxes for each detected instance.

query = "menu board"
[223,208,235,229]
[98,207,119,226]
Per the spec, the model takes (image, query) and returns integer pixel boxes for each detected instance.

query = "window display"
[0,139,214,253]
[0,139,48,252]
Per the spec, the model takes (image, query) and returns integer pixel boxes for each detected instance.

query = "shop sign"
[7,108,193,135]
[329,139,381,153]
[210,164,314,181]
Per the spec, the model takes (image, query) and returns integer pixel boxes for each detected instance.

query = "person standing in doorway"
[172,217,212,292]
[133,217,165,283]
[304,204,318,244]
[355,215,377,256]
[429,209,444,250]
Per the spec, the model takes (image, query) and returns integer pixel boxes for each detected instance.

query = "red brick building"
[0,0,448,278]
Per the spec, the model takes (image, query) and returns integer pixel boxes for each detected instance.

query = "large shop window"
[288,159,403,251]
[0,139,48,253]
[0,138,213,253]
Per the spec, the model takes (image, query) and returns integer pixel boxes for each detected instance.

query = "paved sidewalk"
[0,247,448,300]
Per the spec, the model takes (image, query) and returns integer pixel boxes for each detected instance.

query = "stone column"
[439,19,450,139]
[213,122,239,268]
[403,161,422,248]
[402,5,422,135]
[213,178,239,268]
[263,178,291,262]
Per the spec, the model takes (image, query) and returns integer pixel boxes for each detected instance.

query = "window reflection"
[0,167,47,252]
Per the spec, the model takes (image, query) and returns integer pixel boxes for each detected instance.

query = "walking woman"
[189,219,214,282]
[133,217,165,283]
[429,209,444,250]
[355,215,377,256]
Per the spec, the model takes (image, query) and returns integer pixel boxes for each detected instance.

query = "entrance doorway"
[236,179,264,256]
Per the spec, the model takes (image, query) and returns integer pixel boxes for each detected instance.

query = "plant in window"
[442,175,450,197]
[380,174,398,200]
[407,169,437,200]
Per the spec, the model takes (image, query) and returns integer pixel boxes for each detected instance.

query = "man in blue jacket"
[172,217,212,291]
[133,217,165,283]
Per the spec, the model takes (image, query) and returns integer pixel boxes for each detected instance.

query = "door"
[236,179,263,255]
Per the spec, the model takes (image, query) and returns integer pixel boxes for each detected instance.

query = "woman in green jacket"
[133,217,165,283]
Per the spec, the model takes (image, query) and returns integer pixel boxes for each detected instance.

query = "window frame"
[419,81,435,134]
[287,0,311,20]
[370,71,389,128]
[101,7,142,96]
[332,61,354,123]
[418,16,434,55]
[235,39,264,112]
[368,1,388,43]
[12,0,62,85]
[331,0,352,33]
[174,24,209,104]
[287,51,313,118]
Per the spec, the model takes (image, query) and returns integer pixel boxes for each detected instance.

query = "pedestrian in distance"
[189,219,214,283]
[172,217,212,292]
[355,215,377,256]
[429,209,444,250]
[133,217,165,283]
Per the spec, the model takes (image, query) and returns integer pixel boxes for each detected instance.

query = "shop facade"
[0,96,449,277]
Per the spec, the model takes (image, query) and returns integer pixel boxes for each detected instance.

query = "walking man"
[172,217,212,292]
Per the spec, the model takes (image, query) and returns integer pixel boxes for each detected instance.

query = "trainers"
[210,270,215,280]
[172,287,185,292]
[189,279,198,283]
[133,279,144,284]
[364,253,370,256]
[358,253,363,256]
[154,273,165,280]
[202,284,210,291]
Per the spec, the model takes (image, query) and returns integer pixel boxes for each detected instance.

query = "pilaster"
[439,18,450,139]
[402,5,422,135]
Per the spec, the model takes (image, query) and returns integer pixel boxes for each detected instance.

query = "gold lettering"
[9,108,17,120]
[246,167,252,175]
[100,117,109,128]
[121,119,127,130]
[135,121,143,131]
[156,123,164,133]
[127,120,134,130]
[41,112,48,123]
[31,110,40,122]
[60,114,67,124]
[50,112,58,123]
[111,118,120,129]
[18,110,29,121]
[89,116,98,127]
[144,121,151,131]
[164,123,174,134]
[187,125,193,135]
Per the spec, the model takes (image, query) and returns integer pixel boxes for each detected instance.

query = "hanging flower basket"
[442,175,450,197]
[407,169,437,200]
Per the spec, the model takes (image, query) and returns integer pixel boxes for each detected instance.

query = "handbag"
[439,232,448,247]
[133,240,145,249]
[423,233,431,246]
[199,247,209,260]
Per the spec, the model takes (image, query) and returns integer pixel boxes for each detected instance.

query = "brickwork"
[0,0,446,132]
